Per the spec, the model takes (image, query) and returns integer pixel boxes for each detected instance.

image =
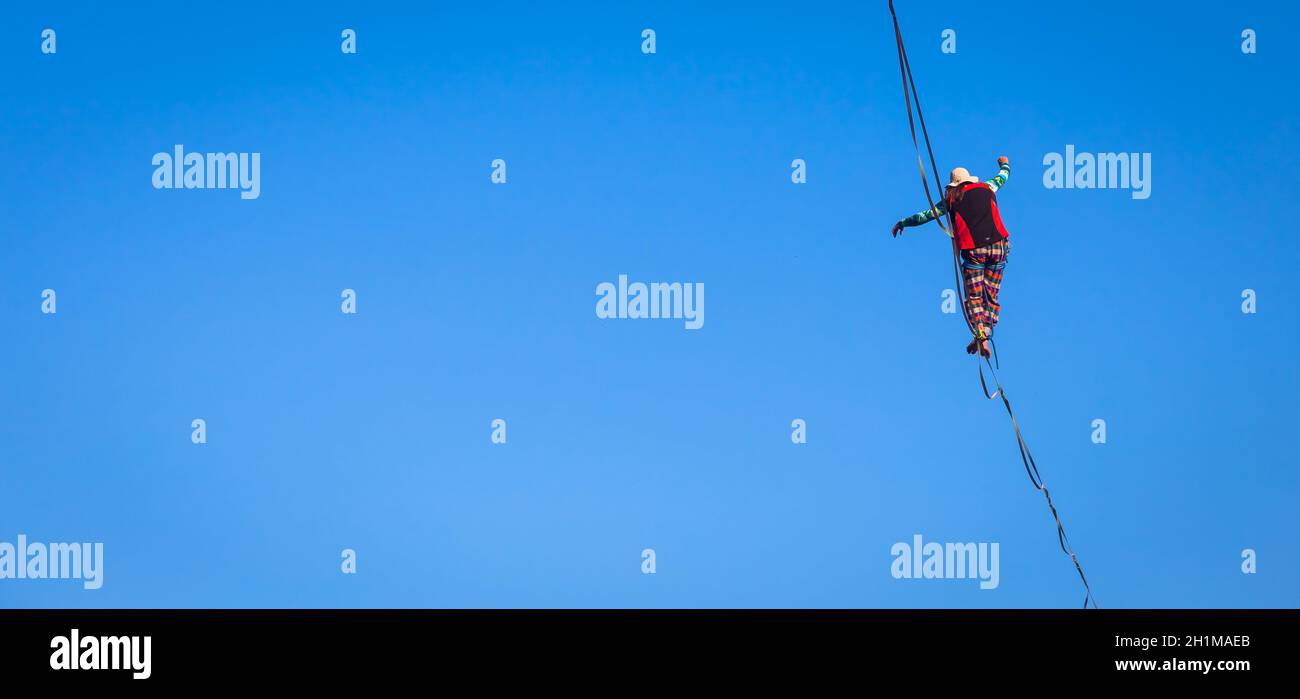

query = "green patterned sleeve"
[899,198,947,228]
[985,162,1011,192]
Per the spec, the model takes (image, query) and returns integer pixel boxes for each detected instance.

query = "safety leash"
[887,0,1099,608]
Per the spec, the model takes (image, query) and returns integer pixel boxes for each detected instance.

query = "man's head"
[947,167,979,188]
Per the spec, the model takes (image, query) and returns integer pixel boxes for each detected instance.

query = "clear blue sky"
[1,1,1296,608]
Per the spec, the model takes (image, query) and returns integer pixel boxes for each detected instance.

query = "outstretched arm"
[891,198,948,237]
[985,156,1010,192]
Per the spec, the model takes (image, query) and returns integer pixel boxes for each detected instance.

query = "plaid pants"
[960,239,1010,331]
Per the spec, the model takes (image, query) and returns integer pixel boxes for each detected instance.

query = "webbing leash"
[887,0,1099,608]
[976,353,1098,608]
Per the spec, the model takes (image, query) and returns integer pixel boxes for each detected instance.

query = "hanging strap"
[889,0,951,240]
[888,0,1098,609]
[977,352,1098,607]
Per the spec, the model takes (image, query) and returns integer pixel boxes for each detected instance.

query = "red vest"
[948,182,1010,250]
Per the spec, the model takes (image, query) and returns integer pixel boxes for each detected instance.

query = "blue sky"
[1,0,1296,608]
